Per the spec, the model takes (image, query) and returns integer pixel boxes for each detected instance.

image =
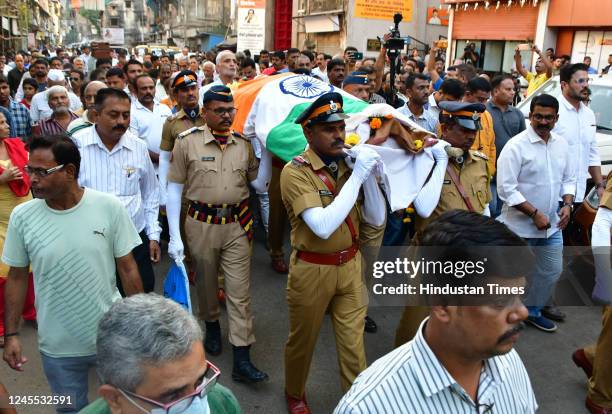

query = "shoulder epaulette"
[471,151,489,161]
[291,155,307,166]
[177,126,205,140]
[166,114,178,122]
[232,131,250,141]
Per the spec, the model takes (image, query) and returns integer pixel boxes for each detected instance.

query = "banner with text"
[354,0,413,21]
[237,0,266,52]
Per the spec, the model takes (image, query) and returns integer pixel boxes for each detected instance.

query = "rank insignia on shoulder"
[232,131,250,141]
[472,151,489,160]
[319,189,333,197]
[291,156,306,166]
[167,114,177,122]
[177,126,200,140]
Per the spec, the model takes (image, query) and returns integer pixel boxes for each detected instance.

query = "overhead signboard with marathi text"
[237,0,266,52]
[354,0,413,21]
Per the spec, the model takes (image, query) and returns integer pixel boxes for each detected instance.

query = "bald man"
[67,81,107,135]
[199,51,237,104]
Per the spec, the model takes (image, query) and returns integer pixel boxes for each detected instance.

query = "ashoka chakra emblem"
[279,75,332,99]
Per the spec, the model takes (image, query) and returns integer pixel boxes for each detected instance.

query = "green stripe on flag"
[266,99,369,162]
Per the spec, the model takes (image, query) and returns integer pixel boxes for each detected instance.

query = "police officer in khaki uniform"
[166,85,268,383]
[395,101,491,348]
[576,174,612,413]
[281,92,386,414]
[158,70,205,263]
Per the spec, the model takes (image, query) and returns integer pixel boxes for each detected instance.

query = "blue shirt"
[335,318,538,414]
[6,99,32,138]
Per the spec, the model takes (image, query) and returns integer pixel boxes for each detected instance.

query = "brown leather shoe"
[271,258,289,274]
[573,348,593,379]
[586,397,612,414]
[286,392,311,414]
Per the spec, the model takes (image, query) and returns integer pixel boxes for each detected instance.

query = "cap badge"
[329,101,338,112]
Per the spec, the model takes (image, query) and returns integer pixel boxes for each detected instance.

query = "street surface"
[0,230,602,414]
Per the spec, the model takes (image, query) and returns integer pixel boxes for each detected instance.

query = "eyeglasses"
[572,77,591,85]
[531,113,556,122]
[210,107,236,117]
[24,164,65,177]
[119,360,220,414]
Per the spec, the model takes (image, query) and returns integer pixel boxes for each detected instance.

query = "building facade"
[291,0,448,57]
[445,0,612,74]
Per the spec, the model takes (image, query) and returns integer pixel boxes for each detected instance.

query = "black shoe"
[542,305,566,322]
[364,315,378,333]
[232,345,269,383]
[204,321,222,356]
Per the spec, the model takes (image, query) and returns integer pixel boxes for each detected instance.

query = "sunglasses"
[119,360,220,414]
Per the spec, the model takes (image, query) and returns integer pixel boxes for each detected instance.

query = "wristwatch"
[562,202,574,213]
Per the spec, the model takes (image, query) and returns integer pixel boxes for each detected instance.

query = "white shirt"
[312,67,328,83]
[497,126,576,239]
[155,79,168,101]
[335,318,537,414]
[72,126,161,241]
[427,93,440,120]
[553,95,600,202]
[129,99,172,155]
[30,90,82,123]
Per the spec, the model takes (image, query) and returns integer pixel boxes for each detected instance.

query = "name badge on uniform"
[201,156,215,161]
[319,190,333,197]
[443,180,451,185]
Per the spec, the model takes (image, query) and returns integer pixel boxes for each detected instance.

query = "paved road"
[0,233,602,414]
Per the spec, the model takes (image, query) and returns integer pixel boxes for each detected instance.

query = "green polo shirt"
[78,383,242,414]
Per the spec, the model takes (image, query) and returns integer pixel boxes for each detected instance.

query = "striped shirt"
[72,126,161,241]
[34,112,79,136]
[334,318,537,414]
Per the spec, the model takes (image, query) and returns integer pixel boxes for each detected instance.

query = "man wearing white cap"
[30,69,82,123]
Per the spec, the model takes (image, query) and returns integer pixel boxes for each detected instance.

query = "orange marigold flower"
[369,117,382,129]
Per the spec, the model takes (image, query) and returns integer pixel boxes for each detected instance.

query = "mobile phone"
[350,51,364,60]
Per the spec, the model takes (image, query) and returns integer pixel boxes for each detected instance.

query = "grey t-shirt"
[486,101,526,160]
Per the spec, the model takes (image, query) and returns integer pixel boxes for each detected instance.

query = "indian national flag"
[231,73,368,162]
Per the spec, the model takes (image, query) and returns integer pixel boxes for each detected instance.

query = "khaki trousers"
[587,306,612,408]
[359,221,386,305]
[268,162,288,260]
[185,216,255,346]
[394,306,430,348]
[285,252,367,399]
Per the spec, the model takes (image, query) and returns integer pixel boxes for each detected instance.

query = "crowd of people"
[0,38,609,414]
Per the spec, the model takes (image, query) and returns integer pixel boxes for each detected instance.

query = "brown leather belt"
[296,243,359,266]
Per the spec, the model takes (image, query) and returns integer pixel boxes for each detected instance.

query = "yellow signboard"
[354,0,413,21]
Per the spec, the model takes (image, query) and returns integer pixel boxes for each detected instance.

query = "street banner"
[237,0,266,52]
[354,0,413,21]
[102,27,124,45]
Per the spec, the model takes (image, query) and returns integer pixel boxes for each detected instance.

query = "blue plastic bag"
[163,260,192,313]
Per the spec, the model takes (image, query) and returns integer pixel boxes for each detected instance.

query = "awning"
[303,14,339,33]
